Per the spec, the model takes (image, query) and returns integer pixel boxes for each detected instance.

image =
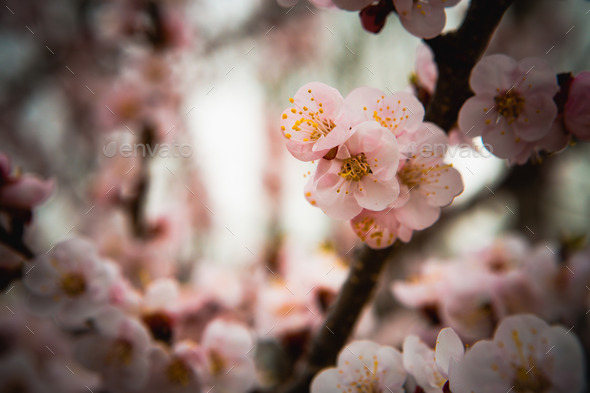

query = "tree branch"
[424,0,514,131]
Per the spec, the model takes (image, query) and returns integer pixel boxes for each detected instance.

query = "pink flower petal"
[514,93,557,141]
[351,208,400,249]
[470,54,518,95]
[394,0,446,39]
[481,126,530,163]
[354,174,400,211]
[395,192,440,230]
[402,335,446,393]
[449,341,509,393]
[516,57,559,97]
[420,163,463,207]
[0,175,54,209]
[435,328,464,379]
[458,95,496,137]
[312,124,353,152]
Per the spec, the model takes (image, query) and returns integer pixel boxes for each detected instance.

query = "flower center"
[209,349,226,375]
[495,90,525,122]
[513,366,552,393]
[287,93,336,142]
[106,339,134,365]
[60,273,86,297]
[292,116,335,141]
[339,153,372,181]
[166,357,191,386]
[348,359,381,393]
[398,161,451,190]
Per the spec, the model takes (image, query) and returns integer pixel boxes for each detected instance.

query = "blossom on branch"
[281,82,352,161]
[311,340,407,393]
[458,54,559,164]
[75,307,152,392]
[313,121,401,220]
[23,237,115,326]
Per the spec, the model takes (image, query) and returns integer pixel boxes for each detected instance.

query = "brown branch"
[125,124,156,238]
[0,219,34,260]
[424,0,515,131]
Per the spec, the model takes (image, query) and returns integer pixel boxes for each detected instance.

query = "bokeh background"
[2,0,590,390]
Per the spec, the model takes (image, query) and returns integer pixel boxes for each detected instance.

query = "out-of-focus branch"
[125,124,155,238]
[424,0,514,131]
[0,218,34,260]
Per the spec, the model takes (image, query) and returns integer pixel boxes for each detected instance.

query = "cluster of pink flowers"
[458,54,590,164]
[14,236,258,393]
[282,82,463,248]
[311,314,585,393]
[392,235,590,342]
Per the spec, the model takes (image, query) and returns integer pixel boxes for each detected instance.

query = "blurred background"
[1,0,590,268]
[2,0,590,390]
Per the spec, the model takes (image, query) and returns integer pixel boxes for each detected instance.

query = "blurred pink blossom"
[23,237,115,326]
[197,319,257,393]
[75,307,152,392]
[311,340,406,393]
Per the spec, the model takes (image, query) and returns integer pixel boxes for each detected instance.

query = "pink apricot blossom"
[458,54,559,165]
[197,319,257,393]
[281,82,352,161]
[23,237,114,325]
[449,314,585,393]
[393,0,461,39]
[564,71,590,140]
[75,307,152,392]
[342,87,425,137]
[313,121,401,220]
[144,342,202,393]
[311,340,406,393]
[434,327,464,380]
